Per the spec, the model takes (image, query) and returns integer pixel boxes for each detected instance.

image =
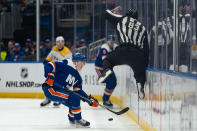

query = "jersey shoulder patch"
[103,49,107,54]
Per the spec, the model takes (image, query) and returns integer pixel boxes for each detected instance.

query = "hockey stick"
[66,88,129,115]
[52,83,129,115]
[97,103,129,115]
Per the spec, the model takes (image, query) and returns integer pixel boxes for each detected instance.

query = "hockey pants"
[42,86,82,121]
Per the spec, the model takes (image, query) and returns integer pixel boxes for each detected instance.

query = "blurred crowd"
[0,36,90,62]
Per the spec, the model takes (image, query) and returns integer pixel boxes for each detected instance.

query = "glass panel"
[75,1,91,57]
[191,0,197,73]
[178,0,192,72]
[149,0,174,69]
[147,0,156,67]
[144,70,197,130]
[0,1,37,62]
[93,0,106,41]
[40,1,52,61]
[166,0,174,70]
[157,0,173,69]
[54,1,75,54]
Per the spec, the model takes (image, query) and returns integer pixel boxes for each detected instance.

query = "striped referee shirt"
[106,9,148,50]
[105,9,149,64]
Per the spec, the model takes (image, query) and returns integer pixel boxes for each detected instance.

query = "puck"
[108,118,113,121]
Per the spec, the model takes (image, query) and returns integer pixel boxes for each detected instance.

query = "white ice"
[0,98,142,131]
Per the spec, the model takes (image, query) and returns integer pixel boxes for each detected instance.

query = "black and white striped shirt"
[105,9,148,50]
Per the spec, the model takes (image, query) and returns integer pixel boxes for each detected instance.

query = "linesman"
[98,6,149,99]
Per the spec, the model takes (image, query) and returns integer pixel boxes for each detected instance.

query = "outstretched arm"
[105,6,122,26]
[111,6,121,14]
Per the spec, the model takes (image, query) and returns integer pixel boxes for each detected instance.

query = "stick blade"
[116,107,129,115]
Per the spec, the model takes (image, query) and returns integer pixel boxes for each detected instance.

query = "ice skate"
[68,120,77,128]
[98,69,112,83]
[137,83,145,99]
[103,100,113,108]
[40,99,51,107]
[75,119,90,127]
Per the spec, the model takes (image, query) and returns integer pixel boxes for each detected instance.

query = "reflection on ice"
[0,98,142,131]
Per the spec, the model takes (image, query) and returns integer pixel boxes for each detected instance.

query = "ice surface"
[0,98,142,131]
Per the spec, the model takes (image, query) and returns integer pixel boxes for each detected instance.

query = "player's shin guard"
[103,89,113,107]
[71,107,82,120]
[68,109,75,122]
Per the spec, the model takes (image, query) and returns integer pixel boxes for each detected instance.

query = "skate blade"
[75,124,90,128]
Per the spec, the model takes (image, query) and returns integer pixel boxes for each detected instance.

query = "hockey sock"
[68,109,75,122]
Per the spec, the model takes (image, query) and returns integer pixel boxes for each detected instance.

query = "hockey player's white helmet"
[56,36,64,42]
[56,36,64,49]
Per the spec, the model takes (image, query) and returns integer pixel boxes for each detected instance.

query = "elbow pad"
[45,73,55,86]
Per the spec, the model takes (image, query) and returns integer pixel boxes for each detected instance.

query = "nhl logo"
[21,67,28,79]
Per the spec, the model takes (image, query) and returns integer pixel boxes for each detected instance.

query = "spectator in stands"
[40,41,46,60]
[22,44,36,61]
[43,39,52,57]
[7,40,14,52]
[6,40,15,60]
[65,39,72,49]
[75,36,81,48]
[0,41,7,61]
[87,40,93,45]
[65,40,74,53]
[80,39,87,47]
[40,39,52,60]
[22,38,35,60]
[24,38,33,49]
[7,43,25,61]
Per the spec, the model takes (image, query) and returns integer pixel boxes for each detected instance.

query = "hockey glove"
[43,73,55,87]
[87,95,98,107]
[42,82,50,88]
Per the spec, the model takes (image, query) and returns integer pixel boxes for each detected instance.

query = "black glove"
[42,83,50,88]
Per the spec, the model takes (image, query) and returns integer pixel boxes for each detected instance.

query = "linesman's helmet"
[126,9,138,19]
[72,53,86,61]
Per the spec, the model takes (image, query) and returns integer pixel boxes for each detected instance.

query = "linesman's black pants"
[103,45,147,86]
